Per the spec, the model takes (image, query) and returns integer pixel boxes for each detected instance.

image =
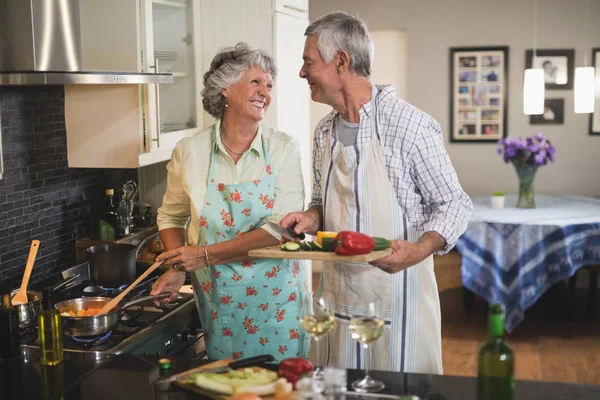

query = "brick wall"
[0,86,137,287]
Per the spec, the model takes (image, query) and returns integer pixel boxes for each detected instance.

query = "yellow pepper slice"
[316,231,338,246]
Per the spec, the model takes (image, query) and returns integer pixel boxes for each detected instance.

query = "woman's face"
[223,66,273,122]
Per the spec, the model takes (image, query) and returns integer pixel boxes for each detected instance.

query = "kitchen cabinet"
[66,0,204,168]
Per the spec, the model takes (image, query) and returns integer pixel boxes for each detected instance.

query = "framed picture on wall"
[590,48,600,136]
[530,98,564,125]
[525,49,575,90]
[449,46,509,143]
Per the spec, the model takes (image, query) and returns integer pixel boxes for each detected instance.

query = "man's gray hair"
[305,12,373,77]
[202,42,277,118]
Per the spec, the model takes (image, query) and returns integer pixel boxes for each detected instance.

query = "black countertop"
[1,354,599,400]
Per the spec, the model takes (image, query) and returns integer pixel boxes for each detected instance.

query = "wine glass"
[300,292,335,378]
[349,302,385,392]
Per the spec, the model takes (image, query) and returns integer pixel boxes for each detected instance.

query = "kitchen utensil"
[136,232,170,272]
[264,220,305,241]
[87,243,137,288]
[9,289,42,327]
[82,285,104,296]
[159,355,276,384]
[52,274,80,293]
[11,240,40,306]
[118,180,138,236]
[56,293,170,337]
[97,260,164,315]
[248,246,392,262]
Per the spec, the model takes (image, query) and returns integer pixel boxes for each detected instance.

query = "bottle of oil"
[0,283,21,361]
[41,362,65,400]
[99,188,118,240]
[477,303,514,400]
[38,287,64,366]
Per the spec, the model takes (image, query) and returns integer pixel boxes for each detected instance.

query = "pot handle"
[121,293,172,309]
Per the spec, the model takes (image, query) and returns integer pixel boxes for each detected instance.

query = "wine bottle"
[38,288,64,366]
[99,188,118,240]
[477,304,514,400]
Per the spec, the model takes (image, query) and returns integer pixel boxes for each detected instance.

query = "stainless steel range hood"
[0,0,172,85]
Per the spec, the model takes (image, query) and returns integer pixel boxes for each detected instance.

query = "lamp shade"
[574,67,595,113]
[523,68,545,115]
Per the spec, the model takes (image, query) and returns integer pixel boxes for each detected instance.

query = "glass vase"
[513,163,537,209]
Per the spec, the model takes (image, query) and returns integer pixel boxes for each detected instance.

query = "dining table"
[455,194,600,332]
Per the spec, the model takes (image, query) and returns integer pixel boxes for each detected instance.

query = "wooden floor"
[441,286,600,385]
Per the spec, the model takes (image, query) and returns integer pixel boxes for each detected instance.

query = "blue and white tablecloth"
[455,195,600,333]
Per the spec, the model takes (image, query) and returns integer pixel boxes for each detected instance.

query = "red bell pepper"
[277,358,314,388]
[334,231,375,256]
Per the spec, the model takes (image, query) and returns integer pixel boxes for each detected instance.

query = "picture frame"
[449,46,509,143]
[525,49,575,90]
[530,98,564,125]
[590,48,600,136]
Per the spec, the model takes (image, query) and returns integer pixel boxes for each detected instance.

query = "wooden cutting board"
[249,246,392,263]
[172,359,297,400]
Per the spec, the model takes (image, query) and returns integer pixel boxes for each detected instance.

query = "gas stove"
[20,262,205,362]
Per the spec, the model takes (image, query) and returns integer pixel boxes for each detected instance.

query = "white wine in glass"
[349,303,385,392]
[301,293,334,377]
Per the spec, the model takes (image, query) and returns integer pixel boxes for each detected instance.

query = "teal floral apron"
[191,128,309,361]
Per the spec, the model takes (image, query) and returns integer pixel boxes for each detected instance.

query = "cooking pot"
[55,294,169,337]
[87,244,137,288]
[10,289,42,327]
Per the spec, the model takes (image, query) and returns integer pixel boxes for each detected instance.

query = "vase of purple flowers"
[497,133,556,209]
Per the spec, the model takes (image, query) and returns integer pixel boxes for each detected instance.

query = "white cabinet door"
[273,12,311,206]
[274,0,308,18]
[142,0,204,155]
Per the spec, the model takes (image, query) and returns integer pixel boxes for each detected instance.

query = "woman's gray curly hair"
[202,42,277,119]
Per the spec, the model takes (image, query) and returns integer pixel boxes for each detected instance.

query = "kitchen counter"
[1,354,599,400]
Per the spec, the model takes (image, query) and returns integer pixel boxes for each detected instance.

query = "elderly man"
[281,12,472,376]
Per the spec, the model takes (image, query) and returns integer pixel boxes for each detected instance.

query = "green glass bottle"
[38,288,64,366]
[477,304,514,400]
[99,188,118,240]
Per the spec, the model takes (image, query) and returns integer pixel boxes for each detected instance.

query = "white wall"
[309,0,600,197]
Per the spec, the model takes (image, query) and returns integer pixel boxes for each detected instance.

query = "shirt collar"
[214,119,264,158]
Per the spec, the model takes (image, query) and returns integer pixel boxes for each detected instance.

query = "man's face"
[299,35,341,105]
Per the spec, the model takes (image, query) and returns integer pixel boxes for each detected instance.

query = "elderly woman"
[150,42,309,361]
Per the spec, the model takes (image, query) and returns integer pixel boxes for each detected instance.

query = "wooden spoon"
[11,240,40,306]
[98,260,164,315]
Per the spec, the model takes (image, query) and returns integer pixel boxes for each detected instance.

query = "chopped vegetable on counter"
[334,231,376,256]
[277,358,314,388]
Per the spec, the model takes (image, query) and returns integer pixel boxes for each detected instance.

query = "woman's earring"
[224,98,229,107]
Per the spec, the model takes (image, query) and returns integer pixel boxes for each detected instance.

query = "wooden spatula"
[98,260,164,315]
[11,240,40,306]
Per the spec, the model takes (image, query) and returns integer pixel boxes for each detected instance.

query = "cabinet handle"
[283,4,306,12]
[152,58,161,146]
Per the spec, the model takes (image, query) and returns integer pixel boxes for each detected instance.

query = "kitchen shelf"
[153,0,188,9]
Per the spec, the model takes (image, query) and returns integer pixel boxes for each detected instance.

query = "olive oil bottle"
[38,288,63,366]
[477,304,514,400]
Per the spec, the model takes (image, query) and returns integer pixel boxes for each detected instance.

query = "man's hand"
[280,207,322,236]
[370,232,446,274]
[369,240,426,274]
[150,269,186,305]
[156,245,208,272]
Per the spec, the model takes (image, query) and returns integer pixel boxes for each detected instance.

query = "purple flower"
[497,133,555,167]
[528,144,540,153]
[535,151,547,165]
[534,132,545,142]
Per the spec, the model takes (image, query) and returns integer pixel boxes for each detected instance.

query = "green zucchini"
[282,242,301,252]
[321,237,335,252]
[313,241,323,251]
[372,237,392,251]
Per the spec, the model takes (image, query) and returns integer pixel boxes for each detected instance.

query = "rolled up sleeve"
[409,120,473,254]
[157,143,191,231]
[261,137,305,241]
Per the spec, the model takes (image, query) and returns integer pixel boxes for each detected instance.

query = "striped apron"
[315,87,443,373]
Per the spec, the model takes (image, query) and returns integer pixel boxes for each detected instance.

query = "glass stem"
[315,336,321,370]
[363,344,371,380]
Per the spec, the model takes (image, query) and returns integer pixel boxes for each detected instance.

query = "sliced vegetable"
[313,241,323,250]
[316,231,337,246]
[277,358,314,388]
[282,242,301,252]
[373,237,392,251]
[195,374,234,395]
[334,231,375,256]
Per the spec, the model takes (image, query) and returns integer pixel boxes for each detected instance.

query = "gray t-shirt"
[335,115,360,146]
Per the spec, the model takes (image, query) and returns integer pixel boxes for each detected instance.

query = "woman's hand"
[150,269,186,305]
[156,245,208,272]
